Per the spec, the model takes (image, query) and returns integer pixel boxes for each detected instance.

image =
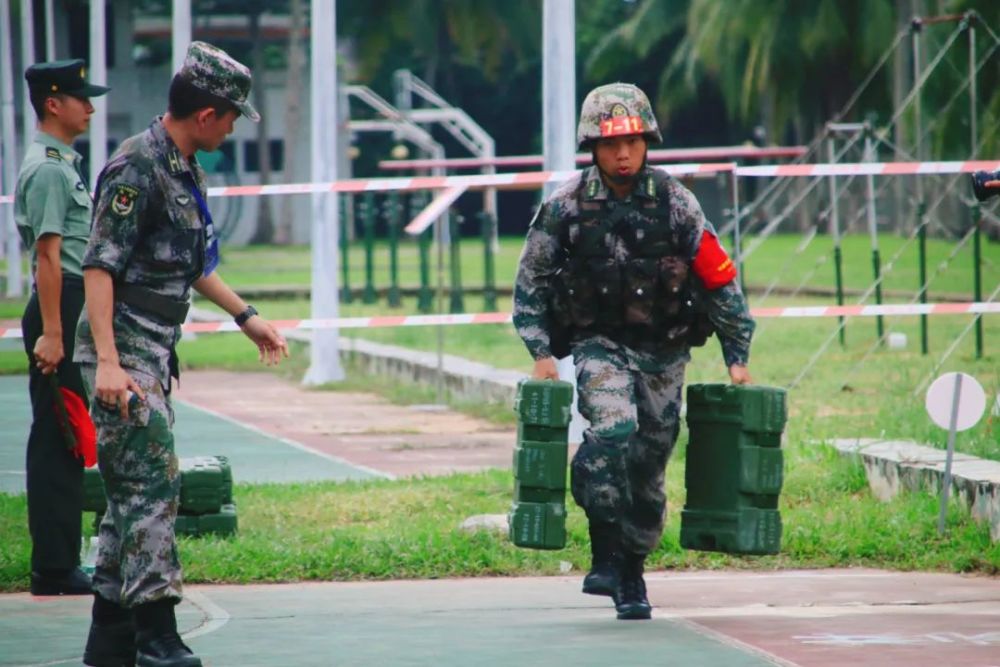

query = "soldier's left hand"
[240,316,290,365]
[728,364,752,385]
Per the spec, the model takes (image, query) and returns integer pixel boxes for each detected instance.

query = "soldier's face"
[594,135,647,180]
[47,94,94,136]
[195,108,238,152]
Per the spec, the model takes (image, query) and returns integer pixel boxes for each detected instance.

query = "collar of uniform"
[35,131,79,162]
[581,165,659,202]
[149,116,198,179]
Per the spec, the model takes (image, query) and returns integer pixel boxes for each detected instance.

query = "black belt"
[114,283,190,325]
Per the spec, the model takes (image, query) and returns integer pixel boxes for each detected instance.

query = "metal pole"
[20,0,36,156]
[88,0,107,189]
[386,193,401,307]
[542,0,575,197]
[936,373,962,535]
[435,213,445,404]
[730,170,745,294]
[43,0,55,59]
[918,201,928,354]
[0,0,23,297]
[449,213,464,313]
[864,127,883,344]
[362,192,376,304]
[827,135,846,346]
[339,195,352,303]
[480,211,497,311]
[968,16,977,158]
[972,203,982,359]
[172,0,192,75]
[304,0,344,385]
[543,0,585,443]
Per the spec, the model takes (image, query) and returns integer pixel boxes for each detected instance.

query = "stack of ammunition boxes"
[509,379,574,550]
[82,455,237,537]
[680,384,787,555]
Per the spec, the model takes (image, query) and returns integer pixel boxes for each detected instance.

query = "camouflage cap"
[577,82,662,148]
[178,41,259,122]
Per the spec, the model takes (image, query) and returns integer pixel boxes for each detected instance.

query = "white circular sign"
[924,372,986,431]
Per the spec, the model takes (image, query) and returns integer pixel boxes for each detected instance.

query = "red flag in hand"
[50,375,98,468]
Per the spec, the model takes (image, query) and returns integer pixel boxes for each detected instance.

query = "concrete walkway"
[3,570,999,666]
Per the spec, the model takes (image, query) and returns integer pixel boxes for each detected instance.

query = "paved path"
[3,570,999,666]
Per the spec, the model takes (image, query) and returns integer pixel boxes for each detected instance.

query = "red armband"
[692,230,737,290]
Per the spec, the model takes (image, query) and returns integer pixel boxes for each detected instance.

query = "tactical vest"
[548,172,713,349]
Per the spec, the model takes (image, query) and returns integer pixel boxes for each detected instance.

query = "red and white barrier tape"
[3,159,998,204]
[1,302,996,340]
[0,163,732,204]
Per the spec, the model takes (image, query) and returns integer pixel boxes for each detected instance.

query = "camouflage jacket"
[512,165,755,372]
[75,117,208,381]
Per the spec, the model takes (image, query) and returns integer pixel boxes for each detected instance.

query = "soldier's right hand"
[532,357,560,380]
[32,332,64,375]
[95,361,146,420]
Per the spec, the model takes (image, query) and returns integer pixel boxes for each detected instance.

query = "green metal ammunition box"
[197,504,238,537]
[82,467,107,514]
[179,459,224,515]
[175,504,238,538]
[516,422,568,445]
[514,379,574,428]
[513,481,565,504]
[509,501,566,550]
[679,508,782,555]
[513,440,567,489]
[681,384,787,554]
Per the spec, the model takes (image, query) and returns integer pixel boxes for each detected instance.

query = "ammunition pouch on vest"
[114,283,190,326]
[548,175,714,350]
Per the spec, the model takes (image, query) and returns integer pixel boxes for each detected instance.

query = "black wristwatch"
[234,305,258,327]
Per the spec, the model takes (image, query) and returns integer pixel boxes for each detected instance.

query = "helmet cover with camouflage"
[576,82,662,148]
[178,41,260,122]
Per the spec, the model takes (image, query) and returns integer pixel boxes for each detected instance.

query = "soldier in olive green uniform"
[513,83,755,621]
[16,60,110,597]
[75,42,287,667]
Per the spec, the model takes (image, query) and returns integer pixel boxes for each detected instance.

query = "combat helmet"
[576,82,662,149]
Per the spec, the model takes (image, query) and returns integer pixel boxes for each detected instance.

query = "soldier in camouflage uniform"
[513,83,755,621]
[75,42,285,667]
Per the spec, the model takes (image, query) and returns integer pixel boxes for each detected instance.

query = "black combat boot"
[581,521,620,597]
[83,593,136,667]
[134,599,202,667]
[614,552,652,620]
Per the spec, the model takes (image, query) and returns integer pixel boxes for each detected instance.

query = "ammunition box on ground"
[82,467,107,514]
[175,504,238,538]
[509,501,566,550]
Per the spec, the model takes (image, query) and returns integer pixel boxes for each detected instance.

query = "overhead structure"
[393,69,497,223]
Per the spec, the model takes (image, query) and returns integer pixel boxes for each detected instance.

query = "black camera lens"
[971,169,1000,202]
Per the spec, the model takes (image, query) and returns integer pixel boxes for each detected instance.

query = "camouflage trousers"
[81,364,182,608]
[569,341,685,555]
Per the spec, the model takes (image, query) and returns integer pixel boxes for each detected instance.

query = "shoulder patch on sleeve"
[45,147,62,160]
[111,184,141,217]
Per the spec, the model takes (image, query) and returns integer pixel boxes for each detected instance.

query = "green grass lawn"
[0,234,997,590]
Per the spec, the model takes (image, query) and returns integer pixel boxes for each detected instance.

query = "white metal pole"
[1,0,24,296]
[304,0,344,384]
[88,0,107,189]
[542,0,575,197]
[936,373,963,534]
[172,0,192,75]
[44,0,55,60]
[543,0,584,441]
[20,0,36,158]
